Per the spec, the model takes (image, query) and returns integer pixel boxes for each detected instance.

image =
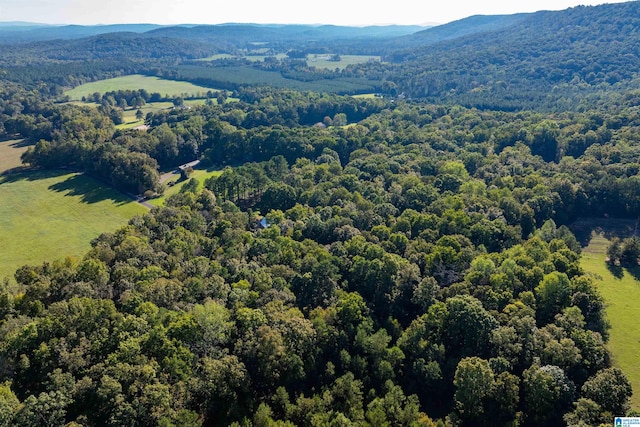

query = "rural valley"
[2,2,640,426]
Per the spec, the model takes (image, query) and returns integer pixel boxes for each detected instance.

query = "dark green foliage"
[581,367,632,415]
[2,95,631,423]
[382,2,640,111]
[3,5,640,424]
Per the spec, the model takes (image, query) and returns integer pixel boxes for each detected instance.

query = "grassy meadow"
[116,99,209,130]
[577,218,640,410]
[198,53,288,62]
[351,93,379,99]
[64,75,218,100]
[197,52,381,71]
[149,168,222,207]
[0,170,147,282]
[307,54,381,70]
[0,139,31,173]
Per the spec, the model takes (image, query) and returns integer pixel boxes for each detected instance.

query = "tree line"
[3,83,640,425]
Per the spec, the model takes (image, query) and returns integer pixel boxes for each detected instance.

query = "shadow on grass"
[602,260,640,282]
[8,139,34,148]
[48,173,133,205]
[606,262,625,280]
[0,168,70,184]
[571,217,637,248]
[623,264,640,283]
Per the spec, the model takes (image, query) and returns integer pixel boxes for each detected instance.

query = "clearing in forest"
[0,139,31,174]
[0,170,146,282]
[116,99,210,130]
[148,167,222,207]
[575,217,640,410]
[306,54,381,70]
[64,75,219,101]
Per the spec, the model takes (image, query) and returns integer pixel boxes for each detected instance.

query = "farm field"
[148,168,222,207]
[0,170,147,282]
[164,64,382,94]
[116,99,210,129]
[351,93,379,99]
[64,75,219,100]
[198,54,235,61]
[0,139,31,173]
[245,53,288,62]
[307,54,381,70]
[198,53,288,62]
[577,218,640,410]
[66,99,217,130]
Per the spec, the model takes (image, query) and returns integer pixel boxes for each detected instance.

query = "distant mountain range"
[0,23,170,43]
[2,1,640,111]
[386,1,640,109]
[0,22,428,44]
[384,13,531,50]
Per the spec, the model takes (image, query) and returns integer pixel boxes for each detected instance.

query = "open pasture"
[148,167,222,207]
[0,170,146,282]
[306,54,381,70]
[0,139,31,174]
[64,74,218,100]
[576,217,640,410]
[116,99,209,130]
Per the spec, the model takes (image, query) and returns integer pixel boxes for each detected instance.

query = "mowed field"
[149,168,222,207]
[0,170,147,282]
[307,54,381,70]
[198,53,381,70]
[64,75,218,100]
[0,139,31,173]
[576,218,640,409]
[116,99,209,130]
[198,53,288,62]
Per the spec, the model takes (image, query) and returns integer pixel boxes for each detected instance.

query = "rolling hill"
[383,1,640,110]
[0,23,168,43]
[145,23,427,44]
[384,13,531,50]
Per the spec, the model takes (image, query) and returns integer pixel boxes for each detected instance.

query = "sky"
[0,0,627,26]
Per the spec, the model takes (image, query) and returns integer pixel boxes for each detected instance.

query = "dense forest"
[2,2,640,426]
[2,2,640,109]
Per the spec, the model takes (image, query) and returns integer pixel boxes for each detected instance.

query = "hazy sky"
[0,0,625,26]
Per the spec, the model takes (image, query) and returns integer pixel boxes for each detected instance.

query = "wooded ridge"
[1,2,640,426]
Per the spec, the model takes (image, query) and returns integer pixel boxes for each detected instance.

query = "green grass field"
[199,53,288,62]
[307,54,381,70]
[578,218,640,410]
[197,52,381,69]
[351,93,379,99]
[149,168,222,207]
[0,139,31,174]
[65,99,215,130]
[64,75,218,101]
[116,99,209,130]
[0,170,147,282]
[198,54,235,61]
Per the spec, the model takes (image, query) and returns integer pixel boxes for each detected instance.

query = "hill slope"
[385,13,530,50]
[146,23,427,44]
[0,32,218,62]
[385,1,640,110]
[0,23,167,44]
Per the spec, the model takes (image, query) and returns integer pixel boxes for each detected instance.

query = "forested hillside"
[3,84,640,425]
[383,13,530,50]
[0,32,218,62]
[2,2,640,426]
[3,2,639,105]
[0,23,166,44]
[381,1,640,110]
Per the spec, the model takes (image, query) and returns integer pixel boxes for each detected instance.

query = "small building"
[255,216,271,229]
